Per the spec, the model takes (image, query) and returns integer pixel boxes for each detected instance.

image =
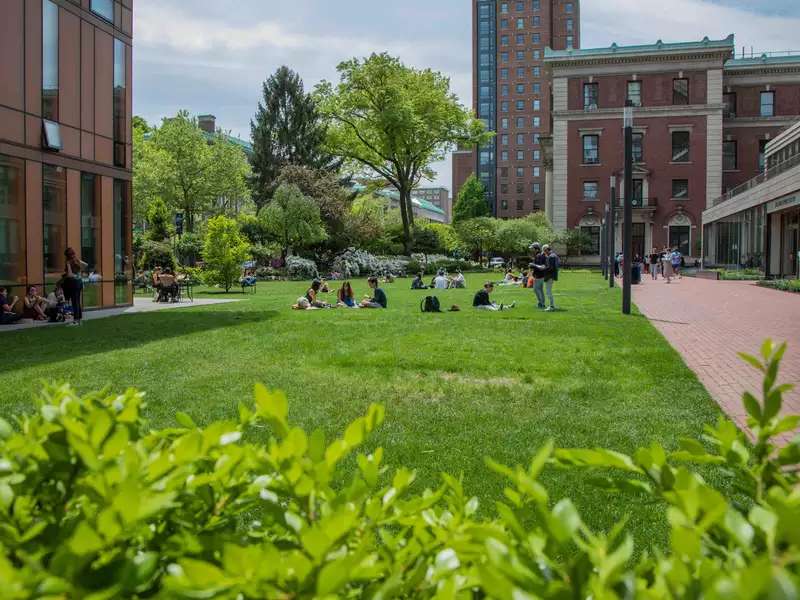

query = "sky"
[133,0,800,192]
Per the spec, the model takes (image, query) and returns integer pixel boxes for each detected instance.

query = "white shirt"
[433,276,449,289]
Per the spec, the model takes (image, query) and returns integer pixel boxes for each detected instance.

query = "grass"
[0,271,723,548]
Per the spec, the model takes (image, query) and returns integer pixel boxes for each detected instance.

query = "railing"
[616,197,658,209]
[712,151,800,207]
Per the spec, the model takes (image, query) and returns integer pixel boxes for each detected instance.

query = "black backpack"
[421,296,441,313]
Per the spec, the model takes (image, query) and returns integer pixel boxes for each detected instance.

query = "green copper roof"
[202,131,253,155]
[545,34,735,60]
[351,184,446,216]
[726,54,800,69]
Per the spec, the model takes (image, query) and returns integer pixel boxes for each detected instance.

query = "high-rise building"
[457,0,580,216]
[0,0,134,310]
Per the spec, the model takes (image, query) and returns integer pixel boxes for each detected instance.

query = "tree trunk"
[398,186,415,255]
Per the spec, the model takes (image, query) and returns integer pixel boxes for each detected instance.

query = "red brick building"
[454,0,580,215]
[0,0,133,309]
[546,37,800,263]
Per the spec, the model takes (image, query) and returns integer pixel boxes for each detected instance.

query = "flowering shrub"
[331,248,380,278]
[285,256,319,280]
[0,341,796,598]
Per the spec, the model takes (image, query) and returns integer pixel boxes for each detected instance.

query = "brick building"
[0,0,133,309]
[455,0,580,216]
[545,36,800,264]
[412,186,452,223]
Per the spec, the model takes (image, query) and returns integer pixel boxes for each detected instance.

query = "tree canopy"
[316,53,490,253]
[261,184,327,260]
[453,174,491,223]
[250,66,337,210]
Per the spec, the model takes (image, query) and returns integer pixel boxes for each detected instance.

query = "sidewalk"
[0,297,239,333]
[634,276,800,442]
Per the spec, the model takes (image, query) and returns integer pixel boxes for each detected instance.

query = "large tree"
[317,53,490,253]
[453,174,491,223]
[250,66,337,210]
[261,184,327,261]
[454,217,498,266]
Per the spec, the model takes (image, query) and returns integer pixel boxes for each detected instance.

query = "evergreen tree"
[250,67,336,211]
[453,174,491,223]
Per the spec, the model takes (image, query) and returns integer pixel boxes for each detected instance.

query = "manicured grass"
[0,272,722,548]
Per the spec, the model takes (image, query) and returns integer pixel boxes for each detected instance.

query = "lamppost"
[622,101,634,315]
[608,176,616,288]
[600,213,607,279]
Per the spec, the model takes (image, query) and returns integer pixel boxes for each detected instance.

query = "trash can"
[632,263,642,285]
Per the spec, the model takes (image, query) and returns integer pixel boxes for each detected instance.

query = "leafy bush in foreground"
[0,342,797,598]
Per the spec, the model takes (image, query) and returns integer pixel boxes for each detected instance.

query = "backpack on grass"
[420,296,442,313]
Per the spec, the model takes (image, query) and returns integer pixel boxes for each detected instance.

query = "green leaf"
[550,498,582,542]
[69,521,104,556]
[738,352,764,372]
[742,392,762,422]
[175,412,197,429]
[724,509,754,549]
[254,384,289,436]
[0,417,13,440]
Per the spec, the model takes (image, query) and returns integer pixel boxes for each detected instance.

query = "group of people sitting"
[150,267,181,303]
[411,270,466,290]
[1,283,68,325]
[293,277,388,310]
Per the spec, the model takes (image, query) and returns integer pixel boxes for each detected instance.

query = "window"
[723,92,736,118]
[583,82,599,110]
[43,165,67,285]
[722,140,738,171]
[582,135,599,164]
[566,36,574,49]
[516,117,525,128]
[516,34,525,45]
[501,118,509,129]
[42,120,63,151]
[516,167,525,177]
[500,68,508,79]
[631,179,644,206]
[532,83,541,93]
[501,101,509,112]
[583,181,599,200]
[500,2,508,12]
[627,81,641,107]
[672,179,689,200]
[632,132,644,162]
[533,183,541,193]
[516,51,524,61]
[500,134,509,146]
[500,85,508,97]
[566,18,573,32]
[0,155,26,285]
[533,15,540,25]
[533,167,540,177]
[500,52,509,62]
[42,0,59,122]
[532,0,540,8]
[500,167,509,177]
[673,78,689,105]
[501,35,509,46]
[581,227,601,255]
[91,0,114,21]
[501,151,509,161]
[501,183,509,194]
[669,226,690,256]
[760,91,775,117]
[80,174,100,274]
[532,116,540,127]
[565,2,574,13]
[516,133,524,144]
[533,50,541,59]
[516,183,525,194]
[515,100,524,111]
[532,33,540,43]
[516,67,525,78]
[533,99,541,111]
[113,180,132,305]
[516,198,524,211]
[516,150,524,160]
[671,131,690,162]
[516,18,524,29]
[533,133,540,145]
[759,139,768,172]
[533,150,540,161]
[515,84,524,94]
[114,39,127,167]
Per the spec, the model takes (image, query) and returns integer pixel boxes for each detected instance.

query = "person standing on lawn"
[543,244,559,312]
[529,242,547,309]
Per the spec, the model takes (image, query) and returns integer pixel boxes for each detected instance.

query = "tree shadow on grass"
[0,309,276,374]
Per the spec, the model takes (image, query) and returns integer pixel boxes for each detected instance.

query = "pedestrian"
[63,247,87,325]
[670,247,683,278]
[542,244,559,312]
[529,242,547,309]
[662,248,674,284]
[648,248,660,280]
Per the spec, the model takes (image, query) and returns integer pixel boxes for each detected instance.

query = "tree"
[203,216,250,292]
[341,194,387,251]
[317,53,490,254]
[453,174,491,223]
[261,184,327,261]
[454,217,498,266]
[250,66,337,210]
[133,118,169,226]
[495,214,555,258]
[208,133,252,217]
[144,198,174,242]
[411,225,442,259]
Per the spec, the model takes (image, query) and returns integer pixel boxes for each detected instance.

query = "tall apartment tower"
[467,0,579,217]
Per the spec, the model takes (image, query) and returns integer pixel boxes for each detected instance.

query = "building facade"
[0,0,133,309]
[465,0,579,217]
[704,119,800,278]
[413,186,452,223]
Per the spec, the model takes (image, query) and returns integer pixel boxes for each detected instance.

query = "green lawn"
[0,271,722,548]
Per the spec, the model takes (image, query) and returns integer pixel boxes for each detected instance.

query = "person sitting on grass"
[45,284,66,322]
[23,286,47,321]
[360,277,387,309]
[292,297,317,310]
[473,282,515,311]
[337,281,357,308]
[411,272,428,290]
[305,279,332,308]
[451,271,466,289]
[0,287,21,325]
[433,270,449,289]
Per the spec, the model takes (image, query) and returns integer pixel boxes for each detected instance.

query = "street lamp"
[622,101,634,315]
[608,175,615,288]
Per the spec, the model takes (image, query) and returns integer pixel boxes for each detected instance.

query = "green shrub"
[203,216,250,292]
[715,268,763,281]
[137,239,176,271]
[173,233,204,267]
[758,279,800,293]
[0,342,797,598]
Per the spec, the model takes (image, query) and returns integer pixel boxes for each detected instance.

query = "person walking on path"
[671,248,683,279]
[661,248,674,284]
[543,244,559,312]
[648,248,660,280]
[63,247,87,326]
[529,242,547,309]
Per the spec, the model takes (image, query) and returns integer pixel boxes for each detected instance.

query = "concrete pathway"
[634,276,800,442]
[0,297,239,333]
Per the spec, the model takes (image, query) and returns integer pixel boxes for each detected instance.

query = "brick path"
[633,276,800,443]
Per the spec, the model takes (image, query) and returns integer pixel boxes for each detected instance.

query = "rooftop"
[725,54,800,69]
[545,34,735,61]
[351,184,446,216]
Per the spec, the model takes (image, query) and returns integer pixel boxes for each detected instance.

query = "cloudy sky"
[134,0,800,191]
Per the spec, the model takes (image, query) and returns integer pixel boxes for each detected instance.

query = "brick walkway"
[633,276,800,442]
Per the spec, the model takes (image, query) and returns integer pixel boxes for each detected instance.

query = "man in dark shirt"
[361,277,387,309]
[543,244,559,312]
[0,287,21,325]
[529,242,547,309]
[473,282,515,311]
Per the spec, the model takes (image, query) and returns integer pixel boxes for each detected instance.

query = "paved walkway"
[0,297,239,333]
[634,276,800,442]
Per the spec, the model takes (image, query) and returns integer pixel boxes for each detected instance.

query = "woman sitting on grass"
[23,286,48,321]
[337,282,357,308]
[305,280,331,308]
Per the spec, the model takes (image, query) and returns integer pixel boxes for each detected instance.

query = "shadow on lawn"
[0,309,276,374]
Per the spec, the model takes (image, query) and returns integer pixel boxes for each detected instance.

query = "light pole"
[600,213,607,279]
[622,101,634,315]
[608,176,615,288]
